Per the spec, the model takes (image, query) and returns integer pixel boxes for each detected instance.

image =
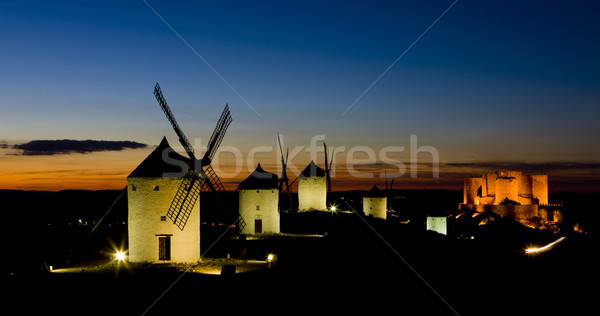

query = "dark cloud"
[12,139,148,155]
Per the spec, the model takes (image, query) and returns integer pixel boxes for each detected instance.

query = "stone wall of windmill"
[127,138,201,263]
[297,160,327,211]
[363,185,387,220]
[238,163,280,235]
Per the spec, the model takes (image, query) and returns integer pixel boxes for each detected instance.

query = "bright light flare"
[115,251,126,261]
[525,236,565,254]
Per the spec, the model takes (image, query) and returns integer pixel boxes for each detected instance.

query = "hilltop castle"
[459,170,561,221]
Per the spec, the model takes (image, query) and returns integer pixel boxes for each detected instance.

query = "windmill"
[277,134,295,211]
[153,83,242,231]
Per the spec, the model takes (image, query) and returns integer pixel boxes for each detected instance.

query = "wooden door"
[254,219,262,234]
[158,236,171,260]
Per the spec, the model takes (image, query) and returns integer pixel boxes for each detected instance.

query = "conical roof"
[299,160,325,178]
[364,185,386,198]
[237,163,279,190]
[128,137,190,178]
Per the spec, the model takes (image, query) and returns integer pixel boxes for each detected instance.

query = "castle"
[459,170,561,222]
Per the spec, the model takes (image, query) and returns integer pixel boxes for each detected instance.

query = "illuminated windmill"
[237,163,280,235]
[363,185,387,219]
[153,83,242,231]
[297,160,327,211]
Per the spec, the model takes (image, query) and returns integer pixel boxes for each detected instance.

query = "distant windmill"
[277,134,294,211]
[153,83,242,231]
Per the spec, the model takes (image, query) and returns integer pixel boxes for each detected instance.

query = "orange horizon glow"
[0,149,449,192]
[1,145,597,193]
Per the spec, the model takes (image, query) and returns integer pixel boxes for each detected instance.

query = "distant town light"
[115,251,126,261]
[330,206,337,212]
[266,254,274,262]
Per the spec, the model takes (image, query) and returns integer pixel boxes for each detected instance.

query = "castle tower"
[463,177,483,204]
[238,163,280,235]
[127,137,201,263]
[530,174,548,205]
[297,160,327,211]
[363,185,387,219]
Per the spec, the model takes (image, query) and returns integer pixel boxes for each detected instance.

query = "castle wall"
[464,177,482,204]
[538,206,563,222]
[127,177,200,263]
[497,170,522,178]
[531,175,548,205]
[460,203,538,219]
[482,173,496,198]
[298,176,327,211]
[494,176,519,204]
[363,197,387,219]
[239,189,280,235]
[519,175,533,198]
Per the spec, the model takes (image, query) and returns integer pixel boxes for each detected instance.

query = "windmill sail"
[154,83,242,231]
[166,169,202,230]
[202,164,225,192]
[154,83,204,231]
[277,134,294,212]
[203,104,232,165]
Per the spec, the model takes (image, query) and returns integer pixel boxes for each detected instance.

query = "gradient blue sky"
[1,0,599,192]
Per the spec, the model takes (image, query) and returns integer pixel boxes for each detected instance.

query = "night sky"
[1,0,599,192]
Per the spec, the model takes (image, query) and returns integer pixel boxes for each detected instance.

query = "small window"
[256,205,260,211]
[256,190,260,193]
[131,184,137,191]
[160,216,166,222]
[154,185,159,191]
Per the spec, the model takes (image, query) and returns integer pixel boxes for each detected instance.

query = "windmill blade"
[154,83,197,161]
[284,148,290,192]
[328,148,335,171]
[166,169,202,231]
[328,147,335,183]
[324,142,332,193]
[199,165,246,230]
[387,177,395,212]
[385,171,389,191]
[277,134,289,191]
[202,104,232,166]
[285,147,289,165]
[200,164,225,192]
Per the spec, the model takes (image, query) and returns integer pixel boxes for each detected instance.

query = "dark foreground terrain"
[3,189,599,315]
[7,215,598,316]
